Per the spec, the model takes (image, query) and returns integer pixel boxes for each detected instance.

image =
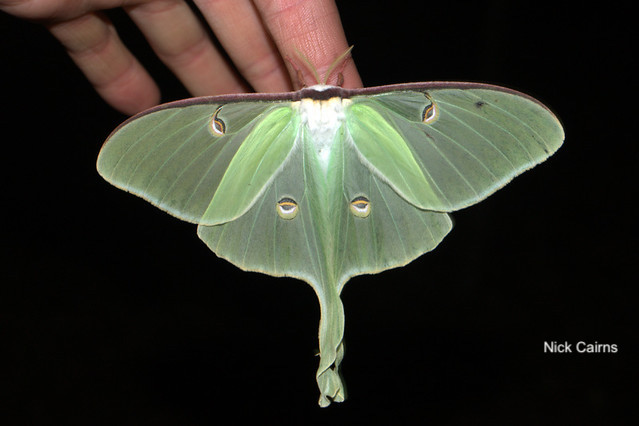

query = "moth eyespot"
[210,106,226,136]
[276,197,299,220]
[422,94,439,124]
[349,196,370,218]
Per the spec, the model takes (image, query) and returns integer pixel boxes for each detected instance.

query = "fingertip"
[96,66,161,115]
[48,12,161,115]
[255,0,363,88]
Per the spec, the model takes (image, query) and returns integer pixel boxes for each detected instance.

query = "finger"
[0,0,99,20]
[1,0,140,22]
[193,0,293,92]
[253,0,362,89]
[125,0,249,97]
[48,12,160,115]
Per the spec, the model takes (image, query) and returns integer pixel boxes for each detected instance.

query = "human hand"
[1,0,362,115]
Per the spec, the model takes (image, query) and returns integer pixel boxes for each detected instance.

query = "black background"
[2,1,636,424]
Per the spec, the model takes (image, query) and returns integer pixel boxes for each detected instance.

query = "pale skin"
[1,0,363,115]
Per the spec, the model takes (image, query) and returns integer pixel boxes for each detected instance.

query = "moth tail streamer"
[315,278,347,407]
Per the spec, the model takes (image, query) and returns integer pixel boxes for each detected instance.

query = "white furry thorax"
[294,94,352,172]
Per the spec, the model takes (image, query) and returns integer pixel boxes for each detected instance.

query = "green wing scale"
[97,82,564,406]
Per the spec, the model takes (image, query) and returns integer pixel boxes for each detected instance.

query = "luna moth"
[97,53,564,406]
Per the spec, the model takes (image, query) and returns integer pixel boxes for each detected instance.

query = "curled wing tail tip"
[317,362,347,407]
[318,390,346,407]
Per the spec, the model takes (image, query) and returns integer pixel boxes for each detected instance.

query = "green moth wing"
[196,123,453,405]
[97,98,296,225]
[97,82,563,407]
[347,84,564,211]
